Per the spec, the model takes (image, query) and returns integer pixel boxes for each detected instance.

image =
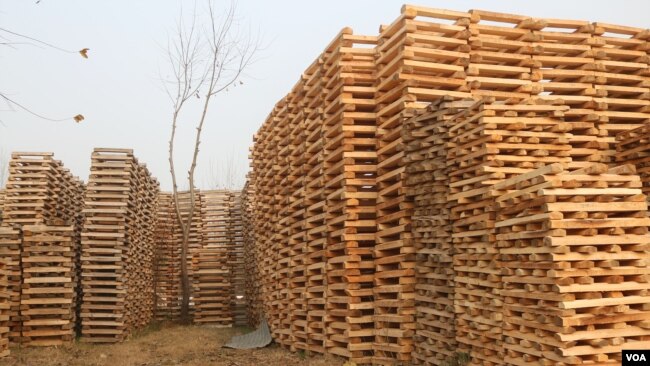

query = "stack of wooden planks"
[404,98,475,365]
[617,123,650,197]
[446,99,574,365]
[0,152,85,347]
[245,4,650,365]
[321,30,377,362]
[154,192,180,320]
[2,152,84,226]
[0,227,22,343]
[242,181,262,327]
[21,225,77,346]
[194,190,232,326]
[228,191,246,326]
[494,162,650,365]
[154,189,248,325]
[191,247,232,326]
[80,148,159,343]
[0,254,9,357]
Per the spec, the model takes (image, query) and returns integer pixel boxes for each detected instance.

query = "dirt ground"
[0,322,341,366]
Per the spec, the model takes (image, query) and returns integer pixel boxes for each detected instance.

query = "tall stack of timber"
[320,29,377,362]
[446,99,574,365]
[242,181,261,327]
[20,225,77,346]
[80,148,159,343]
[493,162,650,365]
[228,191,246,326]
[467,10,608,170]
[300,52,324,354]
[252,101,285,342]
[617,123,650,197]
[2,153,84,226]
[0,255,8,357]
[373,8,475,363]
[403,98,475,365]
[154,192,180,320]
[191,247,232,326]
[286,82,308,352]
[193,190,231,326]
[0,227,20,343]
[246,5,650,365]
[125,163,158,331]
[592,22,650,157]
[0,152,85,345]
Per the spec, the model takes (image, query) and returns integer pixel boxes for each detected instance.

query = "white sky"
[1,0,648,190]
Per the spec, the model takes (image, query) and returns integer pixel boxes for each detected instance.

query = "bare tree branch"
[0,93,81,122]
[166,0,260,323]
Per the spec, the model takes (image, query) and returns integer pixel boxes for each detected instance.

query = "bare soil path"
[0,322,339,366]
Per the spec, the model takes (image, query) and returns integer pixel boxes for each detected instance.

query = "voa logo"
[623,350,650,365]
[626,353,646,362]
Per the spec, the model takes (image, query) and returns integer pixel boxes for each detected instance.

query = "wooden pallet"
[404,98,475,366]
[617,123,650,198]
[493,162,650,365]
[20,225,77,346]
[154,192,180,320]
[0,226,22,344]
[446,98,576,366]
[245,5,650,365]
[242,182,262,327]
[321,29,378,363]
[0,248,10,357]
[228,191,247,326]
[80,148,159,343]
[0,152,85,347]
[191,248,232,326]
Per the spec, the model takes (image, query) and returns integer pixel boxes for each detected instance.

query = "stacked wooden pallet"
[0,226,22,343]
[403,98,475,365]
[191,247,232,326]
[245,5,650,365]
[286,81,308,352]
[228,191,247,326]
[21,225,76,346]
[0,255,9,357]
[196,190,232,326]
[125,163,158,331]
[0,152,85,346]
[446,99,573,365]
[80,148,159,343]
[320,29,377,363]
[617,123,650,196]
[300,48,325,355]
[154,192,180,320]
[592,22,650,150]
[241,181,261,327]
[467,10,609,171]
[2,153,83,226]
[493,162,650,365]
[373,8,477,363]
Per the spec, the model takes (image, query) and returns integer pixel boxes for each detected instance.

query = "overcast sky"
[1,0,648,190]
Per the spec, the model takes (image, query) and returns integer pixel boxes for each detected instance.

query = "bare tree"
[0,27,87,123]
[164,0,258,323]
[205,151,242,190]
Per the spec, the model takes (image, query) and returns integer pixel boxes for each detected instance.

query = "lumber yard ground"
[0,323,335,366]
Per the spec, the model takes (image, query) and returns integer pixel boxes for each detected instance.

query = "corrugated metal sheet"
[224,320,272,349]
